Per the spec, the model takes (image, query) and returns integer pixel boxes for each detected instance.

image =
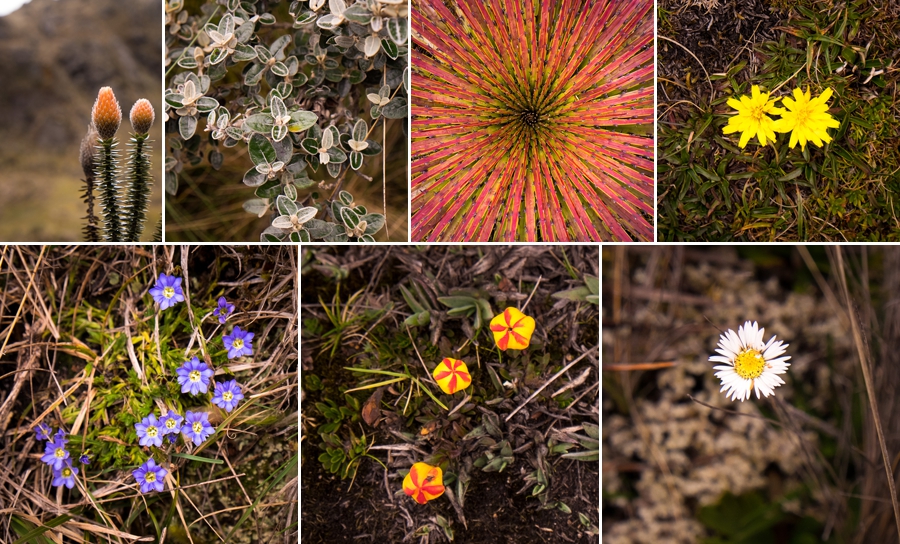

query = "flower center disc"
[233,339,244,350]
[189,370,201,382]
[145,472,156,483]
[193,422,203,433]
[55,448,66,458]
[163,287,175,299]
[223,391,233,401]
[734,349,766,379]
[147,426,158,437]
[166,420,176,429]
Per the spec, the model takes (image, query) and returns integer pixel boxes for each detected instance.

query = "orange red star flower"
[490,307,535,350]
[432,358,471,394]
[402,462,444,504]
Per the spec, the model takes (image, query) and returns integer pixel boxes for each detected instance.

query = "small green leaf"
[249,134,277,165]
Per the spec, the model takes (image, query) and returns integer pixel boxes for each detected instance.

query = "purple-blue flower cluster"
[176,357,214,395]
[34,425,85,489]
[134,458,167,493]
[212,379,245,413]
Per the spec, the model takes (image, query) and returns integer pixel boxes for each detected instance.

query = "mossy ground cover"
[658,0,900,241]
[0,245,298,543]
[300,246,599,543]
[602,246,900,543]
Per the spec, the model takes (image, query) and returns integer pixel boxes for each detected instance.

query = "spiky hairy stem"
[411,0,654,242]
[96,138,122,242]
[123,134,152,241]
[80,124,101,242]
[152,218,162,242]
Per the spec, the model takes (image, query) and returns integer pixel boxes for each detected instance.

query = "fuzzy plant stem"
[96,137,122,241]
[81,177,101,242]
[124,134,152,241]
[152,218,162,242]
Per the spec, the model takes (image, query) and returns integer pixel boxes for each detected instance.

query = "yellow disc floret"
[733,348,766,380]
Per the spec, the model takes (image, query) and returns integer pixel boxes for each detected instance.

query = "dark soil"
[300,246,600,543]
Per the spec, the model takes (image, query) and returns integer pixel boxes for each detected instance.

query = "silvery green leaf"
[309,0,325,10]
[165,171,178,195]
[242,198,269,217]
[352,119,367,141]
[245,113,274,133]
[273,136,294,163]
[259,13,276,24]
[261,226,284,242]
[326,161,342,178]
[254,45,272,62]
[255,179,282,199]
[235,21,255,43]
[349,151,363,170]
[196,97,219,112]
[298,229,311,242]
[387,17,408,45]
[343,4,372,24]
[226,0,240,12]
[329,0,347,16]
[371,105,381,118]
[179,115,197,139]
[277,82,293,97]
[199,74,211,94]
[403,66,410,93]
[184,72,201,90]
[370,15,383,32]
[327,147,347,163]
[361,213,385,234]
[289,231,301,242]
[178,56,199,69]
[379,84,391,99]
[322,126,335,149]
[255,163,271,175]
[305,219,333,238]
[218,13,235,35]
[289,110,318,132]
[210,150,224,170]
[225,126,245,140]
[165,93,184,109]
[363,34,380,57]
[316,14,341,30]
[341,206,360,228]
[243,167,267,187]
[270,35,292,58]
[277,195,299,216]
[249,133,277,165]
[382,96,407,119]
[284,182,297,201]
[338,191,353,205]
[233,43,257,61]
[324,69,343,83]
[301,138,319,155]
[296,206,318,224]
[271,96,288,118]
[348,69,365,85]
[295,11,317,26]
[294,72,309,86]
[362,142,380,157]
[243,63,266,86]
[272,215,294,229]
[381,38,399,60]
[271,62,289,77]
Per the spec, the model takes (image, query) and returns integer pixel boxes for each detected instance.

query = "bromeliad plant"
[80,87,160,242]
[411,0,654,242]
[165,0,408,242]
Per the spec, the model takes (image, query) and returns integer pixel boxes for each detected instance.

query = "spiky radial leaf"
[411,0,654,242]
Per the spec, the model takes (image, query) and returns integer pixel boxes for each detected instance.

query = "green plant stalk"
[96,137,121,241]
[124,134,152,241]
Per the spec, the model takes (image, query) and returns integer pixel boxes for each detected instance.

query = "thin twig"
[505,345,597,422]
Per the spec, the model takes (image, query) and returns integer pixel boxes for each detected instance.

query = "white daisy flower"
[709,321,791,402]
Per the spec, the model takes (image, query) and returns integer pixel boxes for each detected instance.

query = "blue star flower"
[52,462,79,489]
[159,409,184,436]
[213,296,235,324]
[149,273,185,310]
[41,436,70,471]
[182,411,214,446]
[34,423,51,441]
[176,357,214,395]
[223,326,254,359]
[133,458,167,493]
[135,413,164,448]
[212,379,245,413]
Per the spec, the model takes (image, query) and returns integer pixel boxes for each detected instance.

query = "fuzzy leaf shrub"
[411,0,654,242]
[165,0,408,242]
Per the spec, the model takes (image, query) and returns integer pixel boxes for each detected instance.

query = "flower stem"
[96,137,121,241]
[124,134,152,241]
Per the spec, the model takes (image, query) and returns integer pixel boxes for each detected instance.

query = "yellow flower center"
[749,104,767,123]
[147,426,158,438]
[189,370,201,382]
[223,391,233,401]
[734,349,766,380]
[193,422,203,433]
[232,338,244,350]
[166,419,177,429]
[163,286,175,299]
[794,105,811,126]
[62,467,72,478]
[145,471,156,483]
[55,448,66,458]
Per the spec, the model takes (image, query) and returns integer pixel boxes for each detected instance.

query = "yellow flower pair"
[722,85,840,151]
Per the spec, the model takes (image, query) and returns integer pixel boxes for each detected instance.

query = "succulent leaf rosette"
[412,0,654,242]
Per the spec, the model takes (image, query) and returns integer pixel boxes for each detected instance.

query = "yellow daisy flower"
[722,85,784,148]
[773,87,840,150]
